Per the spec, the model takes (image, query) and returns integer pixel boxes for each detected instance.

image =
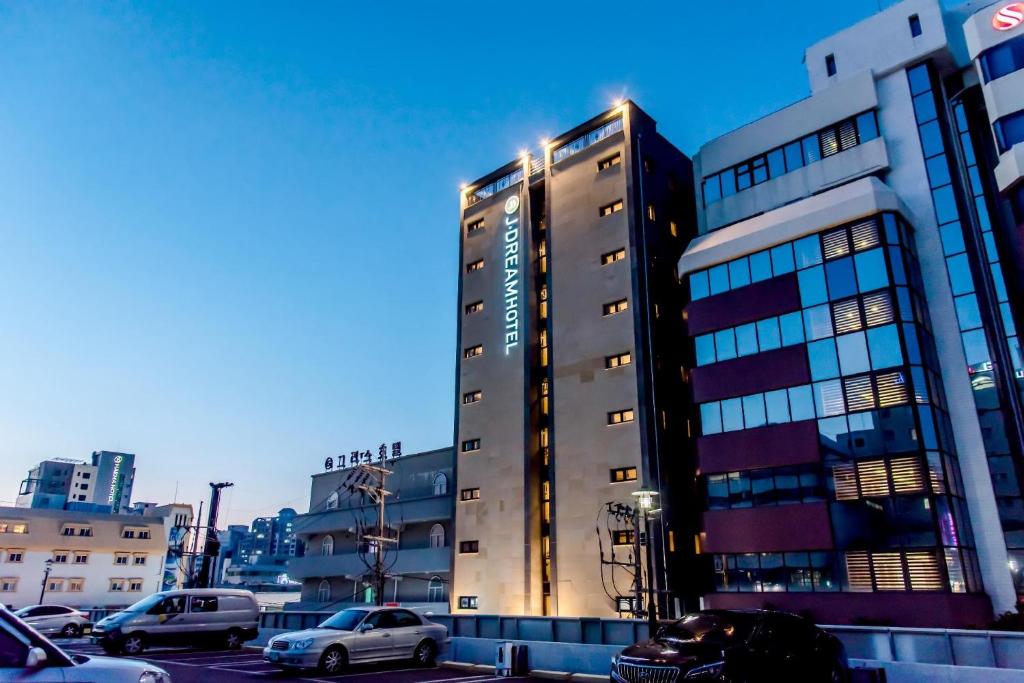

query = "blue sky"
[0,0,894,525]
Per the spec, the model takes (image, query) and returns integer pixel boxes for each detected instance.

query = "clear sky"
[0,0,898,526]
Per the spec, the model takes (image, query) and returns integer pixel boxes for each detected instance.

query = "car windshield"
[122,593,167,613]
[319,609,369,631]
[12,607,33,617]
[657,613,754,644]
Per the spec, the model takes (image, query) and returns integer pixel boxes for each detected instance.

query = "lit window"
[460,488,481,501]
[599,200,624,217]
[610,467,638,483]
[458,596,478,610]
[669,221,679,237]
[459,541,480,554]
[466,259,484,273]
[597,153,621,171]
[612,530,635,546]
[601,248,626,265]
[463,390,482,404]
[605,352,632,369]
[466,218,485,235]
[463,345,483,359]
[603,298,629,316]
[465,300,483,315]
[462,439,481,453]
[647,204,657,221]
[608,409,634,425]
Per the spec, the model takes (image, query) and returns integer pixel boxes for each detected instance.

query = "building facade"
[220,508,304,591]
[452,103,696,618]
[0,506,168,609]
[17,451,136,514]
[680,0,1024,626]
[287,447,453,610]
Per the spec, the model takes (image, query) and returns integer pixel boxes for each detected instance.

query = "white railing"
[826,624,1024,670]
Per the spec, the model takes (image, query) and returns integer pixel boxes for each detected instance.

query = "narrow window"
[462,390,482,404]
[458,596,478,610]
[603,298,629,316]
[599,200,624,217]
[459,541,480,554]
[466,218,485,235]
[608,409,635,425]
[597,153,621,171]
[605,352,632,369]
[643,156,656,173]
[601,248,626,265]
[610,466,638,483]
[466,259,484,273]
[465,300,483,315]
[461,439,481,453]
[908,14,922,37]
[460,488,481,501]
[669,220,679,237]
[463,345,483,359]
[825,54,837,77]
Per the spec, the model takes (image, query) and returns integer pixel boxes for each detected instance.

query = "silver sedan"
[263,606,448,674]
[14,605,92,638]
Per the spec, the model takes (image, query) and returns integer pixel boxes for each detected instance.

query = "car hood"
[619,638,727,668]
[74,654,169,675]
[273,628,350,642]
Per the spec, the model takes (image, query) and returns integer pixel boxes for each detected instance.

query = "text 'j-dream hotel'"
[451,0,1024,627]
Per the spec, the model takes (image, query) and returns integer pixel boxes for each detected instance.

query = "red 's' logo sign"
[993,3,1024,31]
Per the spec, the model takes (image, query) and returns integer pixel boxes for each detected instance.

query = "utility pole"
[199,482,234,588]
[186,501,203,588]
[357,462,396,606]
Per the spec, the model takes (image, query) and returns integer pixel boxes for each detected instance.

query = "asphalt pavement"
[53,638,532,683]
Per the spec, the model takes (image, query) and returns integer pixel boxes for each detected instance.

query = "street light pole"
[39,559,54,604]
[631,487,659,633]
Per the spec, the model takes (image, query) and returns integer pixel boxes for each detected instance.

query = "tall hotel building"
[681,0,1024,626]
[453,103,695,617]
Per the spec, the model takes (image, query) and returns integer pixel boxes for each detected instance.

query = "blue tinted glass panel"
[729,258,751,289]
[888,247,906,285]
[866,325,903,369]
[789,385,815,421]
[736,323,758,357]
[946,253,974,295]
[919,120,944,157]
[1001,302,1018,337]
[856,112,878,141]
[991,264,1008,300]
[813,380,845,417]
[709,264,730,295]
[938,222,965,256]
[932,185,959,225]
[743,394,767,429]
[771,243,795,275]
[757,318,782,351]
[803,304,833,340]
[961,328,990,367]
[780,311,806,346]
[784,142,803,172]
[836,332,871,375]
[994,110,1024,153]
[720,168,736,197]
[803,135,821,165]
[912,92,937,123]
[854,249,889,292]
[794,235,822,268]
[690,270,710,300]
[798,266,828,307]
[826,257,857,300]
[765,389,790,424]
[703,176,721,205]
[721,398,744,432]
[695,334,716,366]
[903,324,921,364]
[954,295,983,331]
[908,64,931,96]
[925,155,950,187]
[808,338,840,380]
[749,251,772,282]
[701,402,722,435]
[767,149,785,177]
[715,328,737,361]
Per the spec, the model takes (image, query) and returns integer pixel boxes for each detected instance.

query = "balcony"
[287,546,451,580]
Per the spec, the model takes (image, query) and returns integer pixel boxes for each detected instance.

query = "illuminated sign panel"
[503,193,522,354]
[993,3,1024,30]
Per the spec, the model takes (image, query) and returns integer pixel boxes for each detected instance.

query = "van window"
[393,610,420,628]
[190,596,218,613]
[148,596,186,616]
[219,595,253,612]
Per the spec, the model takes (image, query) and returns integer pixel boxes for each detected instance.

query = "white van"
[92,588,259,655]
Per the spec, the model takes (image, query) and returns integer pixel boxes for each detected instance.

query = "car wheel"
[319,645,347,674]
[122,634,146,656]
[413,640,437,667]
[60,623,81,638]
[224,628,244,650]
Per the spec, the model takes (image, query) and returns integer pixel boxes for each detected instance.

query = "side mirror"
[359,623,374,633]
[25,647,47,668]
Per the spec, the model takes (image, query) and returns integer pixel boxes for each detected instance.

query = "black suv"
[611,609,848,682]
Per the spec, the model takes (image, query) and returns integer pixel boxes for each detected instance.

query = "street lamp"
[631,487,660,631]
[39,558,54,604]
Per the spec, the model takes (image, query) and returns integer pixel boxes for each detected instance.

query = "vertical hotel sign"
[503,193,522,354]
[107,454,125,512]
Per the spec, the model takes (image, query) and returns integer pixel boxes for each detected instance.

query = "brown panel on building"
[703,592,994,629]
[691,345,810,403]
[685,274,801,336]
[697,420,820,474]
[701,503,833,553]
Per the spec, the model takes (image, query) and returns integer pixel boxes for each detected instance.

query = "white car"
[264,606,448,674]
[0,605,170,682]
[13,606,91,639]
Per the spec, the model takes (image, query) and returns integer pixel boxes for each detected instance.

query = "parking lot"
[55,638,531,683]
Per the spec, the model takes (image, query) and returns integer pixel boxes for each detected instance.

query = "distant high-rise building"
[17,451,135,513]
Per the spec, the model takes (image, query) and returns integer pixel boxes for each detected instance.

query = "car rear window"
[219,596,254,611]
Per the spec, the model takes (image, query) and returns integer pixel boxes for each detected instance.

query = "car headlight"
[292,638,314,650]
[684,661,724,679]
[139,671,171,683]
